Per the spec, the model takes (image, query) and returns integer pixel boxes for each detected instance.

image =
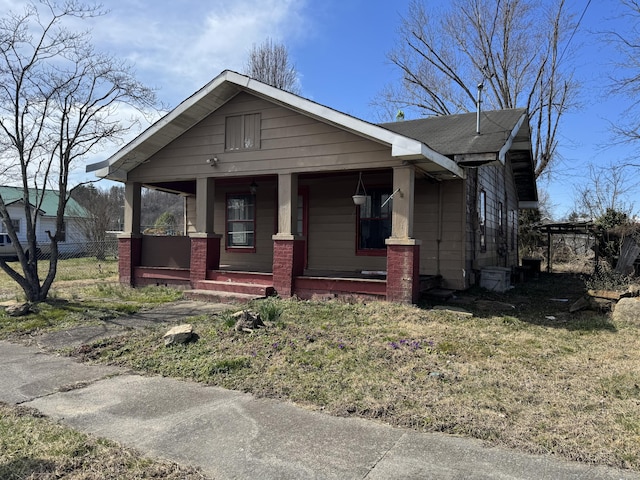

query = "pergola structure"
[536,221,597,272]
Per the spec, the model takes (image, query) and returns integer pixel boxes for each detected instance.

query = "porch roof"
[87,70,464,181]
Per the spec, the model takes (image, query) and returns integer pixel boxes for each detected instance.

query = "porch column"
[118,182,142,286]
[272,173,304,297]
[386,165,421,303]
[190,177,221,284]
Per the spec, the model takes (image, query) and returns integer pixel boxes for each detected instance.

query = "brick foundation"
[118,235,142,286]
[386,243,420,304]
[272,238,305,297]
[190,235,222,284]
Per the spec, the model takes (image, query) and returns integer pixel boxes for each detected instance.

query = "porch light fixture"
[249,180,258,194]
[352,172,368,206]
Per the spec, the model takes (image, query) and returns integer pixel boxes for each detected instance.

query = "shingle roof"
[378,108,528,156]
[0,186,88,218]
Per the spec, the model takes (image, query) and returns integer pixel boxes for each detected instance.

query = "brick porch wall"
[190,235,222,284]
[386,243,420,304]
[118,235,142,286]
[273,238,305,297]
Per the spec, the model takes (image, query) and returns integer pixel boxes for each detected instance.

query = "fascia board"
[499,112,527,164]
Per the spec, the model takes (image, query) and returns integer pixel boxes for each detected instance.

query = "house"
[87,70,537,304]
[0,186,89,257]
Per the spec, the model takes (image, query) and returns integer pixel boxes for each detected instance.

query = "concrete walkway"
[1,303,638,479]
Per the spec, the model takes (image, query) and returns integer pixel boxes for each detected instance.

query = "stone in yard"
[613,297,640,325]
[233,310,265,332]
[163,324,195,346]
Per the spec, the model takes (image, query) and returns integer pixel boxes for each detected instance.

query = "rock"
[233,310,265,332]
[5,303,34,317]
[163,324,195,346]
[569,296,590,313]
[613,297,640,325]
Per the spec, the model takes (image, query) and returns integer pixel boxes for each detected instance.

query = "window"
[479,190,486,252]
[225,113,261,151]
[226,194,255,249]
[498,201,504,235]
[510,210,517,251]
[357,188,392,254]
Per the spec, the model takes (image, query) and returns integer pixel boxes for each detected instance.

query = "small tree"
[71,184,124,259]
[244,37,300,93]
[153,211,177,235]
[0,1,155,302]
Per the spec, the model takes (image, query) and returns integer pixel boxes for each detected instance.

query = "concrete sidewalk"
[1,318,639,479]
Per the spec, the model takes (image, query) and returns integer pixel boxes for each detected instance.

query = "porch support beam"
[386,166,421,304]
[390,165,415,239]
[123,182,141,235]
[195,177,216,234]
[274,173,299,239]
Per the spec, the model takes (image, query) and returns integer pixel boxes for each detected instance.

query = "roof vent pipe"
[476,82,483,135]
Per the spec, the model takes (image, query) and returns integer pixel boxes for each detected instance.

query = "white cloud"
[89,0,309,106]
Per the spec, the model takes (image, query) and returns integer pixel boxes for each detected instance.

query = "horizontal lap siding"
[414,179,466,290]
[305,174,389,273]
[214,179,277,271]
[128,92,395,184]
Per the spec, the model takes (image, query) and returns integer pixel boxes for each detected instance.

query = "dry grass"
[0,403,208,479]
[68,273,640,471]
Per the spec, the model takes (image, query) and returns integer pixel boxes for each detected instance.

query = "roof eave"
[499,112,527,164]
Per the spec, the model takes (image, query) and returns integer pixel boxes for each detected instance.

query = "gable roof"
[86,69,536,203]
[380,109,537,203]
[0,186,88,218]
[86,70,464,181]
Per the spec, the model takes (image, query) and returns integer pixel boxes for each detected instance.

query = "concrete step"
[183,289,262,304]
[194,280,275,297]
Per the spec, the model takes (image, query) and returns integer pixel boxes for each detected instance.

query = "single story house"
[0,186,89,257]
[87,70,537,303]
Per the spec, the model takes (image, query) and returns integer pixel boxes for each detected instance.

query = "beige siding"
[304,173,390,272]
[214,179,277,271]
[414,178,467,290]
[128,92,396,184]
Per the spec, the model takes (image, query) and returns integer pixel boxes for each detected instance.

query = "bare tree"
[0,1,155,302]
[244,37,300,93]
[606,0,640,145]
[378,0,577,179]
[574,162,637,220]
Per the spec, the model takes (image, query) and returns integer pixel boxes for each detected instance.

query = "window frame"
[225,113,261,152]
[225,192,257,252]
[356,187,392,256]
[479,190,487,252]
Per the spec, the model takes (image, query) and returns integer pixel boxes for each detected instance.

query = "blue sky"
[8,0,635,219]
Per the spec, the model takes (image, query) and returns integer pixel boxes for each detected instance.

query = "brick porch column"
[386,240,421,304]
[272,237,305,297]
[189,233,222,284]
[118,234,142,286]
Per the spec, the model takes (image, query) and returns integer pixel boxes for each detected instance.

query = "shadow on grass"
[422,272,618,332]
[0,458,58,479]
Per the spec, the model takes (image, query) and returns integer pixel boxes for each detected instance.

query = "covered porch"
[118,165,429,303]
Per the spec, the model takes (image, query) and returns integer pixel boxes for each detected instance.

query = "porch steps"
[184,289,261,304]
[194,279,275,297]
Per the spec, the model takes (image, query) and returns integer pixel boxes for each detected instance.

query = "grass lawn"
[1,269,639,473]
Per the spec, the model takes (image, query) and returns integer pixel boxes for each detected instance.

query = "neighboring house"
[87,70,537,304]
[0,186,89,257]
